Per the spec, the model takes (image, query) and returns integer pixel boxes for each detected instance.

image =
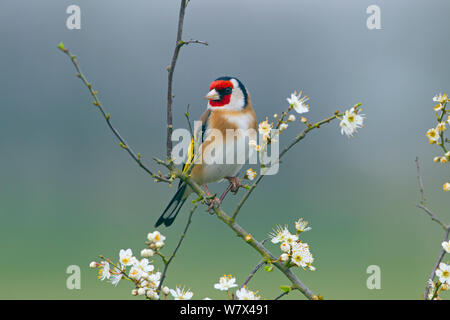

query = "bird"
[155,76,257,227]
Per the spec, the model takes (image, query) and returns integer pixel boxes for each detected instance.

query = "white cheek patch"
[207,79,246,111]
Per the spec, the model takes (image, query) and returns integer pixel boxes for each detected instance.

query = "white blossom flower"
[110,273,123,286]
[148,272,161,288]
[291,242,314,269]
[170,286,193,300]
[258,119,272,140]
[98,261,111,281]
[287,114,296,122]
[235,287,261,300]
[295,218,311,233]
[109,265,123,286]
[443,183,450,192]
[203,297,212,300]
[146,289,159,300]
[434,103,444,112]
[442,240,450,253]
[340,107,364,137]
[270,226,299,244]
[270,226,297,244]
[140,248,154,258]
[129,266,143,281]
[119,249,136,266]
[137,287,146,296]
[89,261,98,268]
[147,231,166,244]
[426,128,440,143]
[436,263,450,284]
[279,123,288,132]
[214,275,238,291]
[135,258,154,274]
[245,168,257,181]
[433,93,449,104]
[249,140,263,152]
[437,122,447,132]
[280,242,290,253]
[287,91,309,114]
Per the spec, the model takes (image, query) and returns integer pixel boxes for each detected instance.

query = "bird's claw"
[207,197,221,213]
[226,176,242,194]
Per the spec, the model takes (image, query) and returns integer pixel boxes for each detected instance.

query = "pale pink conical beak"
[204,89,220,100]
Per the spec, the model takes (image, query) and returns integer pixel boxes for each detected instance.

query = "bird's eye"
[223,87,232,95]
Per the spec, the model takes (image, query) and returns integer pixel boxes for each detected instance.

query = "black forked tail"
[155,183,188,227]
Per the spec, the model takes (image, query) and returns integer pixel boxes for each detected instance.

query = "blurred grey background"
[0,0,449,299]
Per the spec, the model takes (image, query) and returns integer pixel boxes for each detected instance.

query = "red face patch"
[209,80,233,91]
[208,80,234,107]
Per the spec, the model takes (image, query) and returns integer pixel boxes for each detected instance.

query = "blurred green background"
[1,0,449,299]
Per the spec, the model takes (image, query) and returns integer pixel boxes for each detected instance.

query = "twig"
[424,228,450,299]
[274,289,293,300]
[185,104,193,137]
[166,0,208,159]
[415,157,425,205]
[241,260,264,289]
[231,112,343,220]
[176,173,316,299]
[58,44,171,183]
[415,157,450,300]
[157,203,198,293]
[240,239,269,288]
[417,204,448,230]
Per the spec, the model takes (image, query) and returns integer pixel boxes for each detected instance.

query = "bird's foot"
[207,197,221,213]
[226,176,243,194]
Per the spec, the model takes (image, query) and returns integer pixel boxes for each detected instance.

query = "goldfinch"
[155,76,257,227]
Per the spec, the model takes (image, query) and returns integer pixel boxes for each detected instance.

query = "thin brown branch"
[424,228,450,299]
[417,204,448,230]
[157,203,198,294]
[185,104,193,137]
[166,0,208,159]
[415,158,448,230]
[240,238,269,288]
[231,111,343,220]
[415,157,425,205]
[240,260,264,289]
[176,173,316,300]
[274,289,293,300]
[58,44,171,183]
[415,157,450,300]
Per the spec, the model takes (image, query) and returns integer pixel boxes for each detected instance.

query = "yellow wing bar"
[182,138,195,173]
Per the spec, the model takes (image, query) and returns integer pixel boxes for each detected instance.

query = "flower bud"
[280,253,289,262]
[137,288,146,296]
[155,241,165,249]
[162,286,170,295]
[141,248,154,258]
